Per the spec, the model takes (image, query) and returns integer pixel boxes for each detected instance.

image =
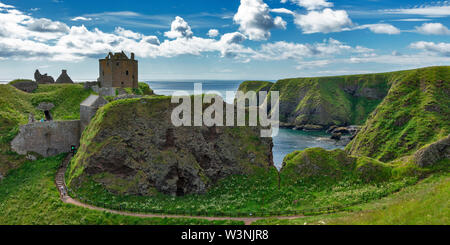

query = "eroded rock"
[414,135,450,167]
[69,97,275,196]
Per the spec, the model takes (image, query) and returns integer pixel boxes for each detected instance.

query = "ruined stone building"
[98,51,138,89]
[56,70,74,84]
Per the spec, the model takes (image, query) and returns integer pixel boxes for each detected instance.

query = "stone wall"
[80,95,108,132]
[11,120,81,157]
[91,85,116,97]
[11,81,38,93]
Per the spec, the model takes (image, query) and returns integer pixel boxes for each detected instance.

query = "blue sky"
[0,0,449,81]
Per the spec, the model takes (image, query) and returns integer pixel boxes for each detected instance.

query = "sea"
[147,80,344,169]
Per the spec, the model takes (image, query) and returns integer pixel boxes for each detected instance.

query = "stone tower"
[98,51,138,88]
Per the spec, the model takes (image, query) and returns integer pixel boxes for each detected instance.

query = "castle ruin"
[98,51,138,89]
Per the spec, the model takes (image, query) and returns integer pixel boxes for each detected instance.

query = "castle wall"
[11,121,81,157]
[99,58,138,89]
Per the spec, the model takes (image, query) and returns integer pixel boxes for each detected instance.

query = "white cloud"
[294,8,352,34]
[233,0,286,41]
[282,0,333,11]
[142,35,160,46]
[270,8,294,15]
[415,23,450,35]
[115,27,143,39]
[207,29,219,38]
[253,38,371,61]
[357,24,401,35]
[220,32,247,44]
[25,18,70,33]
[71,16,92,21]
[384,4,450,17]
[410,41,450,56]
[0,2,13,8]
[164,16,194,39]
[392,18,431,22]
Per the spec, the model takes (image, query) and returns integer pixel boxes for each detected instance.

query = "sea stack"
[55,70,74,84]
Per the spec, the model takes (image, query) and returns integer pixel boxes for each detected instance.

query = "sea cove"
[148,80,343,169]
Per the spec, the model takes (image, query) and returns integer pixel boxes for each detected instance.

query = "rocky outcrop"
[34,70,54,84]
[55,70,74,84]
[10,80,37,93]
[68,97,275,196]
[414,135,450,167]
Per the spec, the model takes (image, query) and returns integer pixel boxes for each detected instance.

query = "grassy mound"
[347,66,450,162]
[0,155,241,225]
[280,146,447,184]
[0,83,92,176]
[252,172,449,225]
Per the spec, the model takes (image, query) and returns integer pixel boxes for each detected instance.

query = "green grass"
[68,162,416,217]
[0,155,242,225]
[347,66,450,162]
[237,81,274,94]
[123,82,154,96]
[0,83,92,176]
[258,71,394,126]
[252,172,449,225]
[8,79,33,85]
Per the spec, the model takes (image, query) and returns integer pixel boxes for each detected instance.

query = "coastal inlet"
[147,80,344,169]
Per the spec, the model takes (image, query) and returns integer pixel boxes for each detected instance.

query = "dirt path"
[55,154,305,225]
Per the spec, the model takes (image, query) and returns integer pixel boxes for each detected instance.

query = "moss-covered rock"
[356,157,392,182]
[413,135,450,167]
[280,148,356,182]
[347,66,450,162]
[67,96,274,196]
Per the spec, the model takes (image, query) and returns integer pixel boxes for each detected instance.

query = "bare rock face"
[34,70,55,84]
[69,97,275,196]
[414,135,450,167]
[55,70,74,84]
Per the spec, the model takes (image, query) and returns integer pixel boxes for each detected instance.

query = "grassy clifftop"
[238,69,448,127]
[0,83,92,176]
[237,81,274,94]
[347,66,450,162]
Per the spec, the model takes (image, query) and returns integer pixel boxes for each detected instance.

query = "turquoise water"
[148,80,343,169]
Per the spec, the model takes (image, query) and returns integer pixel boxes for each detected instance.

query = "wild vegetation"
[347,66,450,162]
[0,66,448,225]
[0,155,241,225]
[252,172,449,225]
[0,83,92,175]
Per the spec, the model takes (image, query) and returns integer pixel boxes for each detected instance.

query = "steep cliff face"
[236,81,274,106]
[347,66,450,162]
[238,73,393,127]
[67,97,275,196]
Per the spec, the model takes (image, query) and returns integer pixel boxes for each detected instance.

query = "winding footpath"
[55,154,306,225]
